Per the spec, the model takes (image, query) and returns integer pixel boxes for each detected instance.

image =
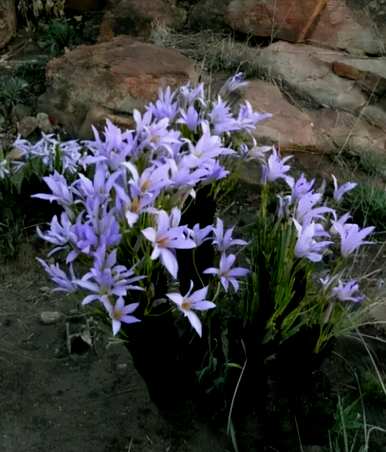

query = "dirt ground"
[0,243,227,452]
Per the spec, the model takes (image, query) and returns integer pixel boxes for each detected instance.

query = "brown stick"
[297,0,329,43]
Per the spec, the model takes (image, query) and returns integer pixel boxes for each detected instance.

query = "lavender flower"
[331,280,365,303]
[179,82,205,106]
[209,97,239,135]
[84,120,136,170]
[37,212,76,256]
[218,72,249,97]
[333,222,375,257]
[293,219,332,262]
[261,148,293,186]
[33,171,74,212]
[186,122,233,167]
[147,86,178,121]
[237,101,272,132]
[77,248,144,305]
[37,259,77,293]
[177,105,201,132]
[212,218,247,252]
[332,175,357,203]
[104,298,140,335]
[204,254,249,292]
[295,190,332,226]
[142,210,196,278]
[290,173,315,201]
[190,224,212,246]
[166,283,215,337]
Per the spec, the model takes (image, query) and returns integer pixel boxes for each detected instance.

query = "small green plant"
[328,391,386,452]
[344,183,386,231]
[38,18,78,55]
[0,75,29,110]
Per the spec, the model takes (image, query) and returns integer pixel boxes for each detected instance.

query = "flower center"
[181,298,192,311]
[131,197,140,213]
[140,179,151,192]
[113,309,122,320]
[156,234,169,248]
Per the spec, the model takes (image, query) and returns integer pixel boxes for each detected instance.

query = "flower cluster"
[32,74,374,345]
[251,147,374,317]
[35,75,256,337]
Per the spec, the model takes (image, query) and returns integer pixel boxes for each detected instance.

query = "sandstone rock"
[36,112,54,133]
[243,79,385,156]
[99,0,186,41]
[79,105,135,139]
[38,36,198,136]
[17,116,38,137]
[255,42,368,112]
[0,0,16,50]
[332,59,386,96]
[225,0,385,55]
[308,109,386,154]
[243,80,317,151]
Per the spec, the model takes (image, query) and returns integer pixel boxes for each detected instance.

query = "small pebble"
[40,311,63,325]
[36,112,54,133]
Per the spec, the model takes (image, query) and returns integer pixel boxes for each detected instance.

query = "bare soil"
[0,243,226,452]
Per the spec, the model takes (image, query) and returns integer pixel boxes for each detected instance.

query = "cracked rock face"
[0,0,16,50]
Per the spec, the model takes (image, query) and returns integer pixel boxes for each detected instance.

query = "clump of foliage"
[344,182,386,231]
[0,75,29,112]
[37,18,80,55]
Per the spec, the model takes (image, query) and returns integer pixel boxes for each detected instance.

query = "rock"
[17,116,38,137]
[308,109,386,154]
[79,105,134,139]
[243,79,385,156]
[0,0,16,50]
[99,0,186,41]
[36,112,54,133]
[332,58,386,96]
[38,36,198,137]
[362,101,386,130]
[254,42,368,113]
[40,311,63,325]
[243,80,317,151]
[225,0,385,55]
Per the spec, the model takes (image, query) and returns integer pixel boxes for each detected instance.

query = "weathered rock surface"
[308,109,386,154]
[99,0,186,41]
[244,80,317,151]
[0,0,16,50]
[332,58,386,96]
[243,79,386,156]
[254,42,383,113]
[225,0,386,55]
[38,36,198,137]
